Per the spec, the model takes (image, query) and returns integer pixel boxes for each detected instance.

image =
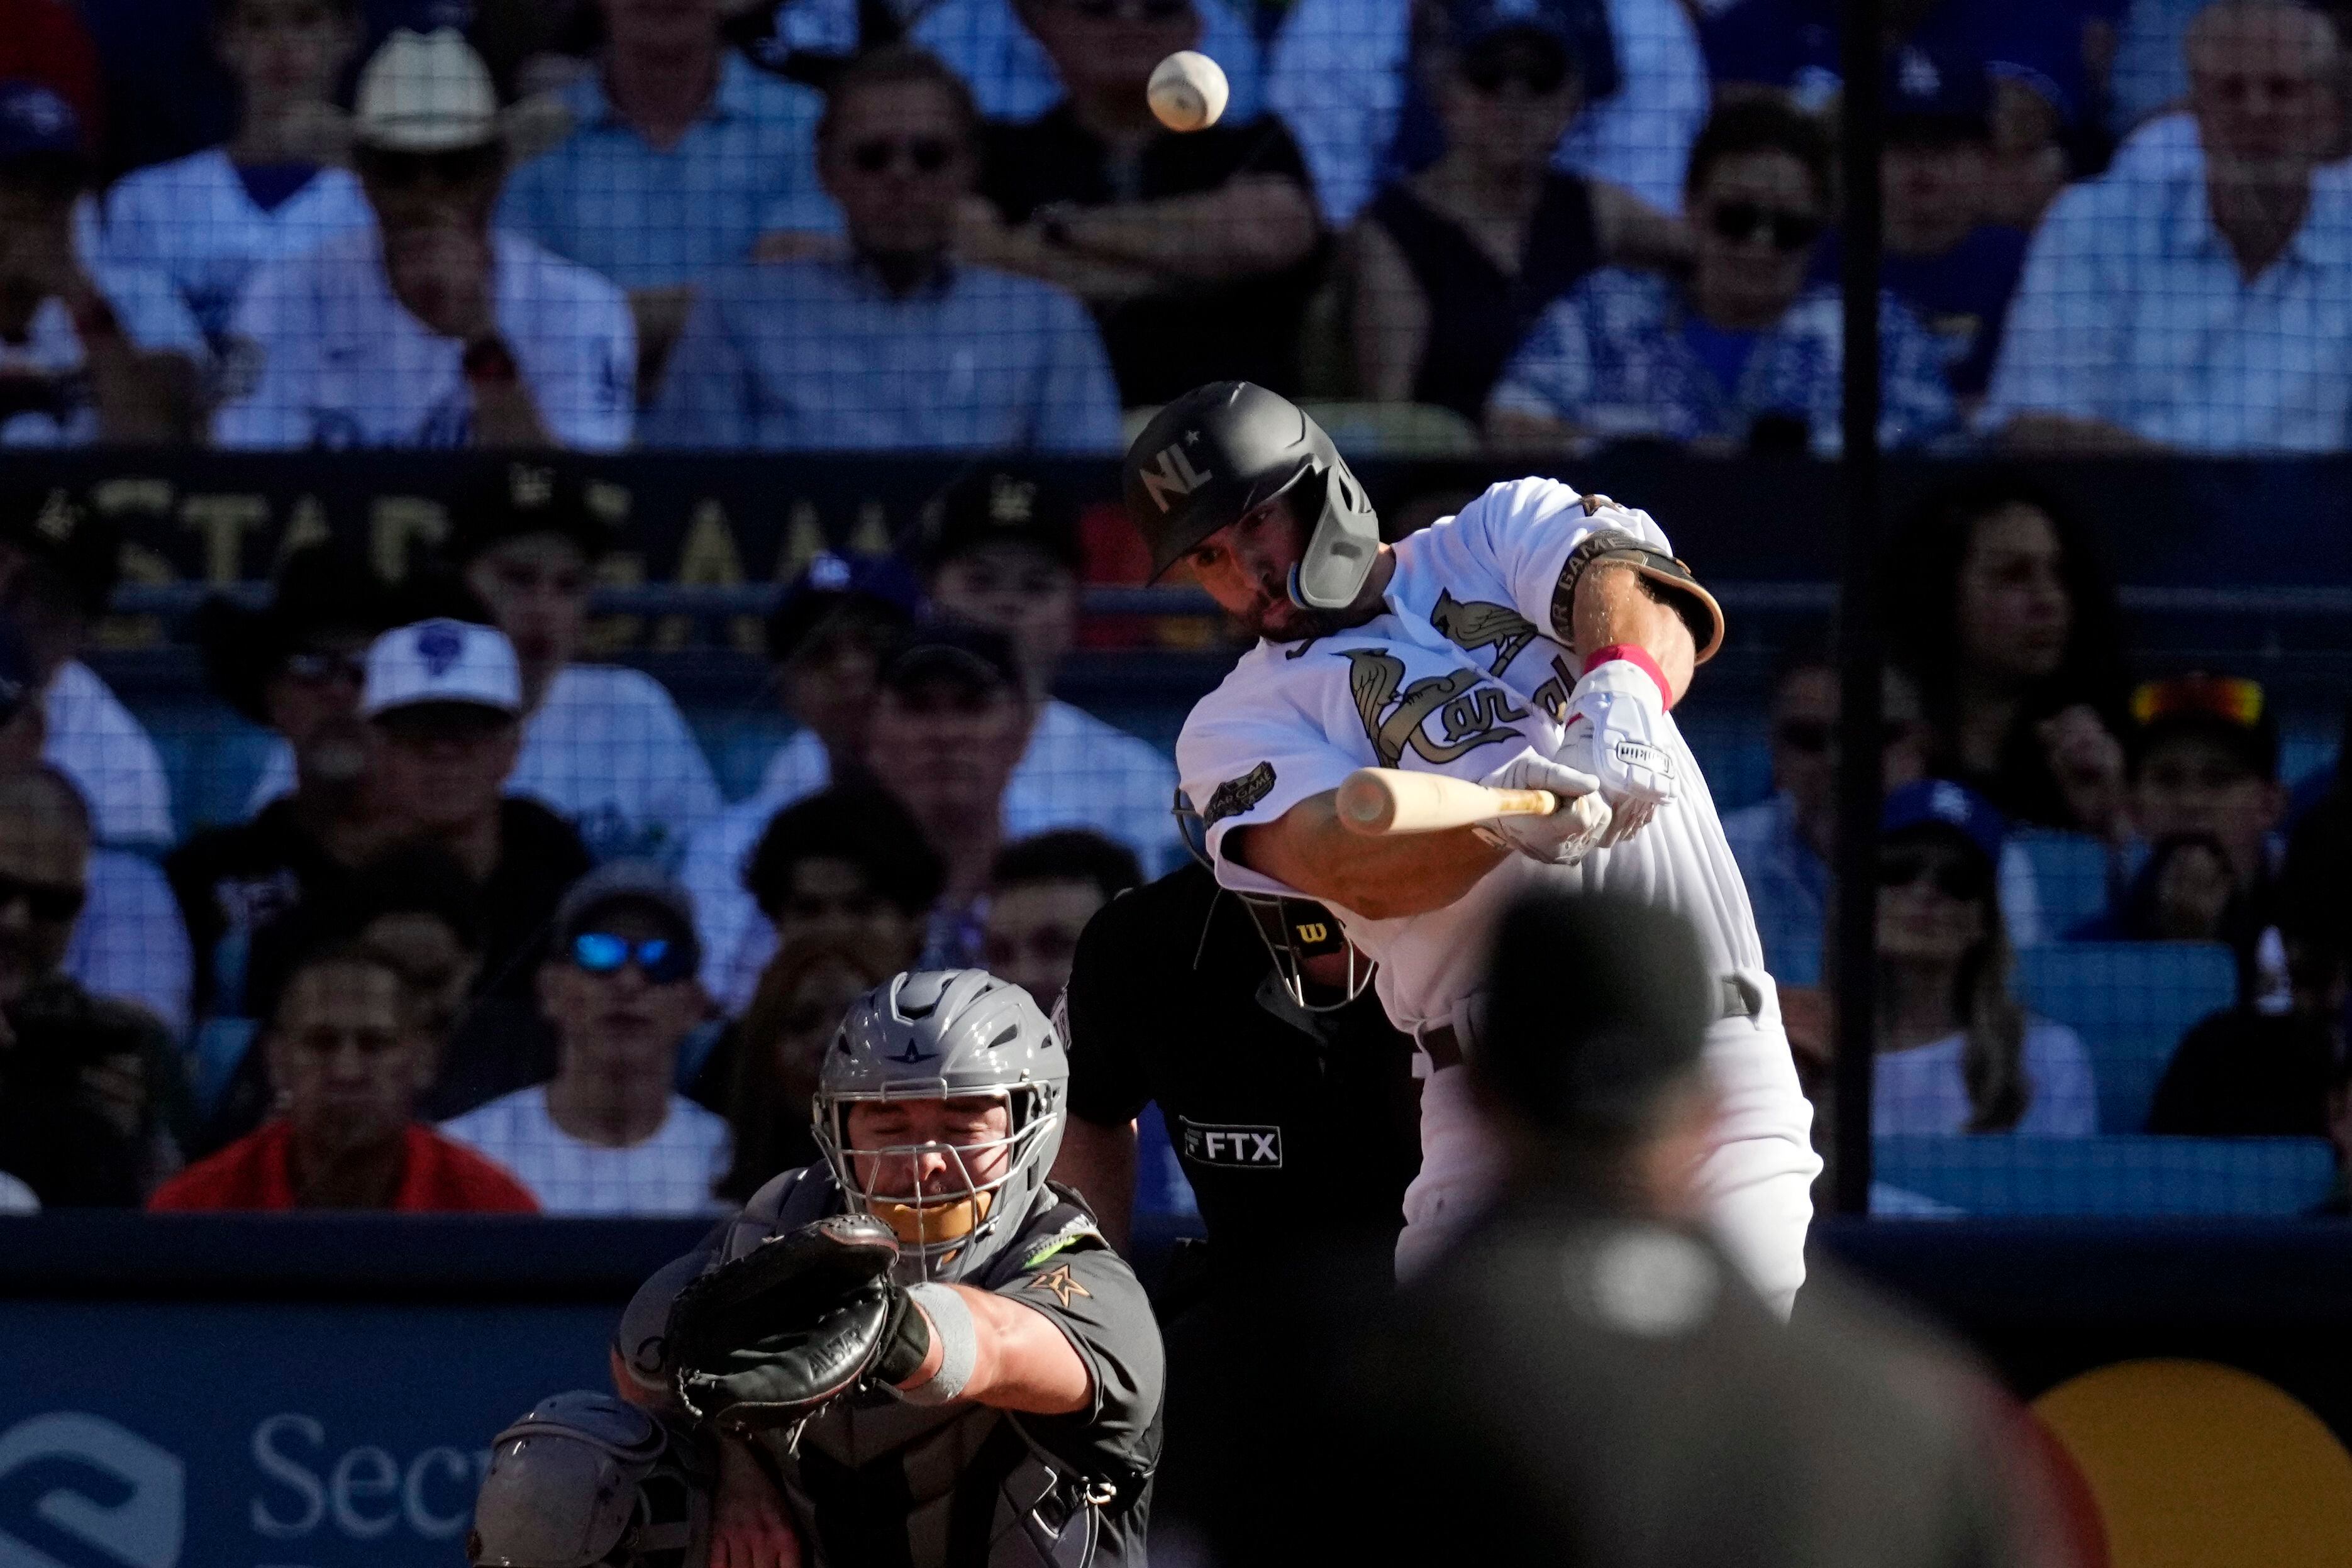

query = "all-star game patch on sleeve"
[996,1221,1164,1487]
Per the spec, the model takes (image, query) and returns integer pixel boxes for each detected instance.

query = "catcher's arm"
[897,1286,1091,1416]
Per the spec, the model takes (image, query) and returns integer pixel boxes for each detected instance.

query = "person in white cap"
[213,28,637,451]
[359,617,592,1022]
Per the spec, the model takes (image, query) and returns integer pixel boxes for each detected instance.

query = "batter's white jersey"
[1177,476,1819,1308]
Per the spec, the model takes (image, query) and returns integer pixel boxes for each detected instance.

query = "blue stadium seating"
[1873,1135,2337,1217]
[2011,829,2111,939]
[2012,942,2238,1132]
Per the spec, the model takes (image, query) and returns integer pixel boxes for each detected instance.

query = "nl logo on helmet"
[1139,438,1211,512]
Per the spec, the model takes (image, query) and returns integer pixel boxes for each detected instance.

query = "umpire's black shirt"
[1063,863,1421,1271]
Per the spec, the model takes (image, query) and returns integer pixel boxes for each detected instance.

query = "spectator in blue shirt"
[643,45,1121,452]
[1700,0,2097,228]
[1836,45,2031,404]
[1981,1,2352,455]
[499,0,840,400]
[1486,97,1955,454]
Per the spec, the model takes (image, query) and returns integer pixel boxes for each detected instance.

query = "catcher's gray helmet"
[814,970,1068,1284]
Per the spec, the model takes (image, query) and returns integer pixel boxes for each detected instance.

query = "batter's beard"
[1250,597,1372,645]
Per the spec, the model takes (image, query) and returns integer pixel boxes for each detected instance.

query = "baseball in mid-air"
[1148,51,1229,132]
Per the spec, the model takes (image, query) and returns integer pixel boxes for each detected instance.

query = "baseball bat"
[1336,768,1556,836]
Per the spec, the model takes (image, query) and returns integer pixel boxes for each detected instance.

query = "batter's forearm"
[1561,562,1695,705]
[1228,792,1506,921]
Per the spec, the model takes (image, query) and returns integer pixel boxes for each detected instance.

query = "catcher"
[469,969,1164,1568]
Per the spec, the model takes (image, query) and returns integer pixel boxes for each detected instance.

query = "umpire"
[1172,890,2040,1566]
[1051,856,1421,1278]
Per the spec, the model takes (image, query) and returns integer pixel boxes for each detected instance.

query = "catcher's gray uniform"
[622,1167,1162,1568]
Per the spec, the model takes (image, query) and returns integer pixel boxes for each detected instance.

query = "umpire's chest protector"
[735,1169,1126,1568]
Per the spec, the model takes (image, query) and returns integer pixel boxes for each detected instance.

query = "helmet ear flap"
[1290,458,1380,610]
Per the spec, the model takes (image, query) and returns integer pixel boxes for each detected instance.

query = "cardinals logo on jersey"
[1341,649,1529,769]
[1428,590,1541,675]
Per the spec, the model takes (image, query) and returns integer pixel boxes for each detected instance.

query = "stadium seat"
[2012,942,2238,1132]
[2011,829,2112,937]
[1872,1135,2337,1217]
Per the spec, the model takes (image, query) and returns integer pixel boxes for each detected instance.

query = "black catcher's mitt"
[668,1213,909,1430]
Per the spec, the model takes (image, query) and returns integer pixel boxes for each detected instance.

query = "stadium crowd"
[0,0,2346,1219]
[0,0,2349,453]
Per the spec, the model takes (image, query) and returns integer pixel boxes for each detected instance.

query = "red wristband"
[1582,643,1674,708]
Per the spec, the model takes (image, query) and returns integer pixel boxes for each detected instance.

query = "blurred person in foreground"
[1170,888,2045,1566]
[709,936,891,1203]
[245,464,722,864]
[2073,675,2291,1007]
[0,80,206,446]
[1723,646,2045,986]
[1487,97,1955,455]
[1887,477,2130,833]
[0,612,189,1035]
[0,765,183,1205]
[1867,780,2094,1137]
[1,487,174,847]
[497,0,838,398]
[962,0,1322,404]
[645,45,1122,453]
[215,28,636,451]
[97,0,371,346]
[172,544,394,1025]
[1981,0,2352,455]
[1349,0,1685,421]
[150,939,536,1212]
[440,860,729,1215]
[982,829,1140,1008]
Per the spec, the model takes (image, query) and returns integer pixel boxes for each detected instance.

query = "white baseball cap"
[355,28,499,153]
[363,619,522,719]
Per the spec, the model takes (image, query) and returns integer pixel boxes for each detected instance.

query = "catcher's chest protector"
[741,1173,1114,1568]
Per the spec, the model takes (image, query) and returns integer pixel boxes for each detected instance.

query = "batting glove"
[1473,749,1612,866]
[1560,656,1677,846]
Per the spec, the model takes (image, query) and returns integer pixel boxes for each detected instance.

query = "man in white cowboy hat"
[214,28,636,451]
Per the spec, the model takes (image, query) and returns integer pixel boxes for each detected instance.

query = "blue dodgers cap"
[1441,0,1621,101]
[1882,778,2006,866]
[1883,42,1992,140]
[765,551,921,663]
[0,80,84,162]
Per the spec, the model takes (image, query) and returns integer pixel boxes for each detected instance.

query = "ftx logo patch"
[1179,1118,1283,1169]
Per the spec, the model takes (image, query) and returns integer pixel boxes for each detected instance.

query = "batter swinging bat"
[1337,768,1557,836]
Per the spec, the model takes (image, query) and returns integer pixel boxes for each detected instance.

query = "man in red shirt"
[152,939,535,1212]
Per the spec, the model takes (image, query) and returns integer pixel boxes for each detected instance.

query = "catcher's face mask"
[822,1091,1048,1283]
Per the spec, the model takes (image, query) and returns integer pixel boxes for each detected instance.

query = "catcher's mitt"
[668,1213,910,1430]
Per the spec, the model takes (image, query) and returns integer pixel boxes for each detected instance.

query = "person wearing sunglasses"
[440,859,731,1215]
[1351,0,1689,422]
[0,765,186,1206]
[961,0,1323,404]
[2072,675,2292,1011]
[1488,97,1955,455]
[1870,779,2094,1138]
[215,28,636,453]
[646,44,1123,453]
[170,546,396,1028]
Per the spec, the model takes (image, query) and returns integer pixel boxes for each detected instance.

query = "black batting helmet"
[1122,382,1382,610]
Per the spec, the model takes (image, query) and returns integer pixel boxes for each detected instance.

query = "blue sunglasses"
[570,932,694,985]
